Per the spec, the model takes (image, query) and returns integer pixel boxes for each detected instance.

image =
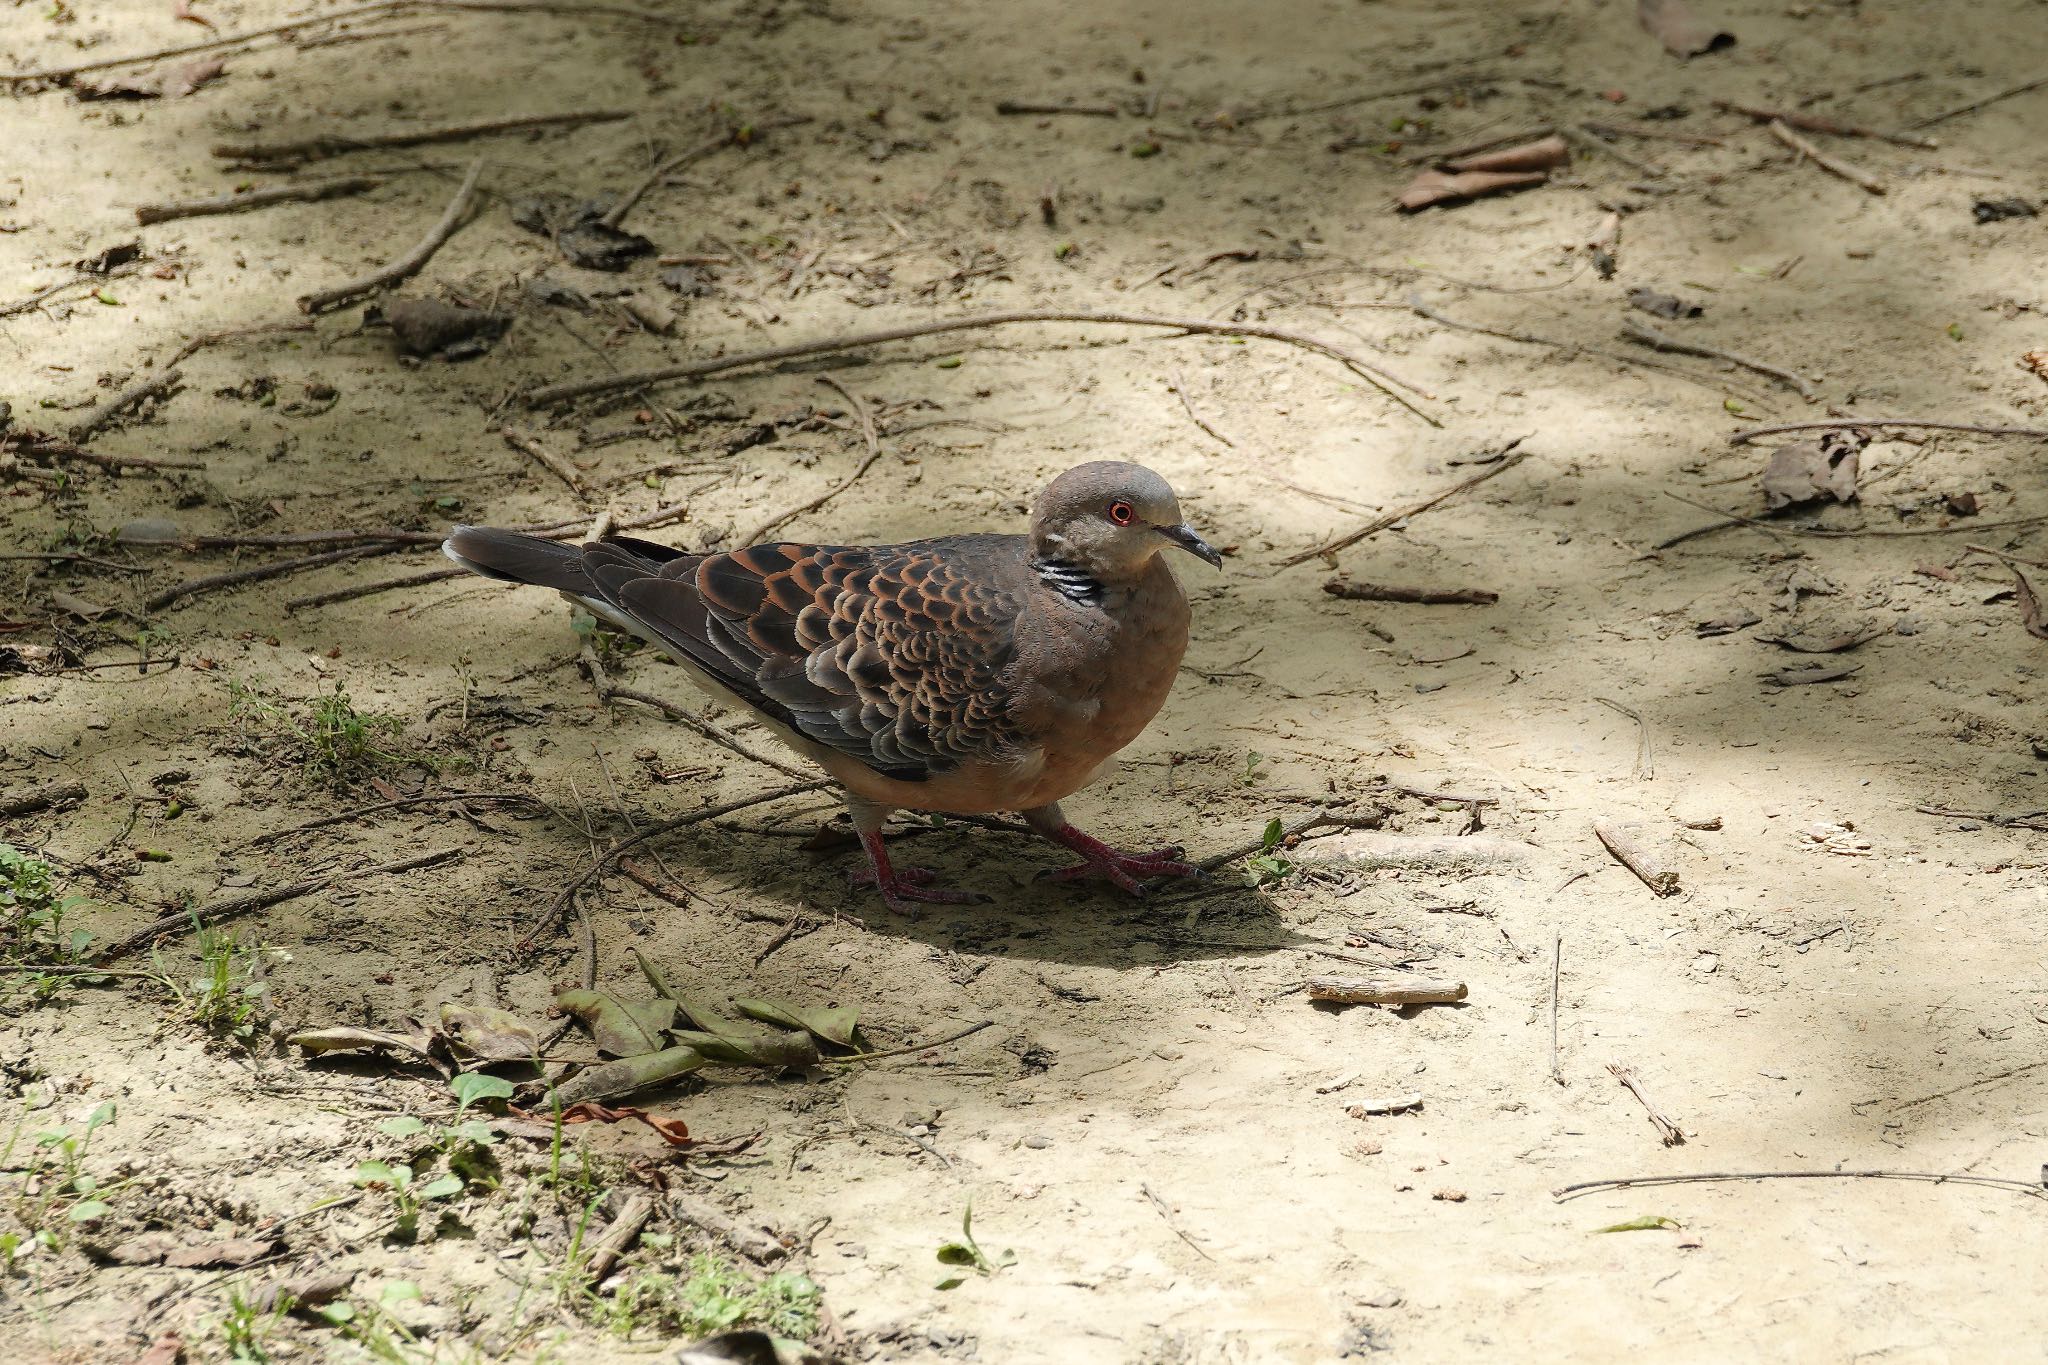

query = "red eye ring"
[1108,500,1135,526]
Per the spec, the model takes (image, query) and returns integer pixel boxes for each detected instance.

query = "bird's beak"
[1156,522,1223,569]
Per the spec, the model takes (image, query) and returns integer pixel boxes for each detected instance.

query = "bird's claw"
[1039,846,1203,897]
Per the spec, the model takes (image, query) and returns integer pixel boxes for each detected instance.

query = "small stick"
[1322,580,1497,605]
[1593,819,1679,896]
[1768,120,1886,195]
[1548,928,1566,1087]
[0,552,147,572]
[0,779,88,817]
[285,566,466,613]
[297,156,484,314]
[0,256,152,319]
[215,110,628,165]
[1306,976,1468,1005]
[1730,418,2048,445]
[1607,1061,1685,1146]
[667,1193,787,1263]
[995,100,1119,117]
[1622,317,1817,401]
[737,375,885,544]
[68,370,183,441]
[1567,124,1669,179]
[1911,73,2048,130]
[1593,697,1653,780]
[165,318,317,368]
[1346,1093,1423,1115]
[11,437,205,474]
[523,782,832,952]
[95,847,462,961]
[1914,804,2048,833]
[524,308,1438,417]
[583,1192,655,1283]
[1657,489,2048,544]
[1139,1184,1215,1261]
[603,684,812,779]
[1191,809,1386,876]
[1165,368,1236,448]
[136,177,381,225]
[1277,441,1532,568]
[1711,101,1936,150]
[1407,295,1740,398]
[1555,1170,2046,1201]
[234,791,550,849]
[146,545,383,612]
[598,120,814,231]
[501,427,586,499]
[1579,120,1724,147]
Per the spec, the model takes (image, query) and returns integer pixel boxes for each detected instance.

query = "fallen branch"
[501,426,586,500]
[1622,317,1817,401]
[146,545,383,612]
[1555,1169,2047,1201]
[96,847,462,961]
[136,177,381,225]
[524,308,1439,419]
[297,156,484,314]
[1768,119,1886,195]
[1345,1092,1423,1116]
[0,779,88,818]
[1306,976,1468,1005]
[583,1192,656,1283]
[1566,124,1669,179]
[601,685,812,779]
[1593,819,1678,895]
[1607,1061,1685,1146]
[235,792,551,849]
[1729,418,2048,445]
[1711,100,1935,149]
[600,117,809,231]
[215,109,628,165]
[522,782,832,953]
[1407,295,1731,395]
[1656,489,2048,544]
[1277,440,1532,568]
[1322,580,1497,605]
[0,256,152,319]
[284,566,466,613]
[69,370,184,442]
[164,318,317,368]
[13,436,204,475]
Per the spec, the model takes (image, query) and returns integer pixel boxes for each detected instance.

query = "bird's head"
[1029,460,1221,582]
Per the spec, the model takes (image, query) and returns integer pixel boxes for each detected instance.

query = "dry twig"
[297,156,484,314]
[136,177,381,225]
[1323,580,1497,605]
[502,427,587,500]
[69,371,183,441]
[215,110,627,165]
[1593,820,1678,896]
[1768,119,1886,195]
[1729,418,2048,445]
[1306,976,1468,1005]
[1607,1062,1685,1146]
[1277,441,1532,568]
[0,780,88,818]
[1622,317,1817,400]
[1711,101,1935,149]
[1555,1169,2046,1201]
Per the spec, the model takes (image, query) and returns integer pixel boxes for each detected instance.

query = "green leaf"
[317,1302,357,1325]
[1595,1215,1681,1233]
[1259,817,1284,852]
[94,288,119,306]
[935,1276,964,1290]
[454,1119,499,1146]
[84,1101,116,1133]
[934,355,963,369]
[554,987,675,1057]
[734,997,863,1049]
[380,1280,422,1305]
[449,1071,516,1113]
[935,1243,978,1266]
[353,1160,398,1189]
[67,1199,111,1223]
[669,1026,820,1070]
[378,1116,428,1139]
[415,1174,464,1202]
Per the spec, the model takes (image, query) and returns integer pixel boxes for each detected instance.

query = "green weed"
[0,844,97,1006]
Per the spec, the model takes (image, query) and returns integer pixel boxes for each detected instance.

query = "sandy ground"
[5,0,2048,1360]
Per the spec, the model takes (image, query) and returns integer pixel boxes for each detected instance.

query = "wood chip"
[1307,976,1469,1006]
[1593,819,1680,896]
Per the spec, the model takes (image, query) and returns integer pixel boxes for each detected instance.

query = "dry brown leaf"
[2020,350,2048,384]
[137,1334,185,1365]
[1397,168,1547,212]
[1638,0,1735,57]
[1444,134,1569,174]
[163,1236,280,1268]
[172,0,214,27]
[2012,568,2048,641]
[1761,431,1865,510]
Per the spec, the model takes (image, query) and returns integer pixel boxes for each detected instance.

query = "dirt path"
[5,0,2048,1360]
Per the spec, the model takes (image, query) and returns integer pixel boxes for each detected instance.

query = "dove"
[443,460,1220,912]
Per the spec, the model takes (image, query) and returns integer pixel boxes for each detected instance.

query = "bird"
[442,460,1221,913]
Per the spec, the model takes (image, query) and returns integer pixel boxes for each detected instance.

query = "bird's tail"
[441,526,596,595]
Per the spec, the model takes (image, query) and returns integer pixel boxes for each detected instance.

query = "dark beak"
[1156,522,1223,569]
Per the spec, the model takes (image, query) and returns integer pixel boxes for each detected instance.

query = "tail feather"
[441,526,596,594]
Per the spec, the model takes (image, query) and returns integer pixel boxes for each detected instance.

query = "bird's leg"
[1023,803,1202,896]
[842,799,988,914]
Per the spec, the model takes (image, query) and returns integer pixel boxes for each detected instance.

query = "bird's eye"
[1107,500,1135,526]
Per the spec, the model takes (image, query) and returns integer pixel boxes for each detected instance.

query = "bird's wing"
[582,537,1030,782]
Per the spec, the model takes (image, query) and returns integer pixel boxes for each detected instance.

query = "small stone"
[1022,1135,1052,1149]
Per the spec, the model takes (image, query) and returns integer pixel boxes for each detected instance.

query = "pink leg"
[1037,823,1202,897]
[851,830,988,916]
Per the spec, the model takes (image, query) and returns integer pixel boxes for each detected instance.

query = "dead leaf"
[733,997,865,1050]
[250,1268,355,1314]
[105,1232,179,1265]
[2020,350,2048,384]
[1410,643,1474,665]
[1944,491,1980,517]
[1396,168,1548,212]
[1694,608,1760,637]
[555,987,675,1057]
[137,1334,184,1365]
[1638,0,1735,57]
[162,58,224,98]
[438,1004,542,1062]
[1443,134,1569,174]
[1764,661,1862,687]
[559,1101,693,1146]
[1761,431,1865,510]
[1627,287,1703,319]
[50,591,112,620]
[164,1236,279,1269]
[670,1026,821,1070]
[286,1024,439,1065]
[2011,568,2048,641]
[548,1044,705,1107]
[172,0,214,27]
[1756,623,1889,653]
[1914,562,1958,582]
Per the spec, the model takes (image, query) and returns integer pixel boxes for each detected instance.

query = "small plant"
[1244,816,1295,888]
[1,844,97,1005]
[375,1072,513,1194]
[934,1201,1015,1288]
[1236,751,1269,788]
[303,684,405,785]
[351,1159,463,1242]
[599,1255,820,1341]
[171,927,272,1046]
[213,1282,291,1364]
[7,1097,119,1234]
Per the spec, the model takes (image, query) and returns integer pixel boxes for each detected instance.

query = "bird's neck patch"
[1032,557,1105,607]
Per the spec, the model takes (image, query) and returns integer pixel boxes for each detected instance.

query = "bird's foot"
[1038,826,1202,897]
[852,834,990,916]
